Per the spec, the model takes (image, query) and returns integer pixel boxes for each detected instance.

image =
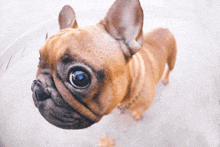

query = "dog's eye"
[69,70,91,89]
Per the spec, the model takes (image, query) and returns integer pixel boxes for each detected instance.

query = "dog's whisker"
[46,33,48,40]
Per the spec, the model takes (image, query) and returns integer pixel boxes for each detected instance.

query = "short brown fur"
[32,0,177,129]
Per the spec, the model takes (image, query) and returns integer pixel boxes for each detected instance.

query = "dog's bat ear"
[100,0,143,58]
[59,5,78,30]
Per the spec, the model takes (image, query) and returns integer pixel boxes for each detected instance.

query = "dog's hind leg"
[162,39,177,85]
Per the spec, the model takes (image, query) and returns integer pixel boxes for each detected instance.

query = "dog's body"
[119,28,176,120]
[31,0,177,129]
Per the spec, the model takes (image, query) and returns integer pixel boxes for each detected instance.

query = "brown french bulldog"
[31,0,177,129]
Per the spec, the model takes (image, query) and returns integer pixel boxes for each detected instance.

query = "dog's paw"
[132,111,143,121]
[162,77,169,85]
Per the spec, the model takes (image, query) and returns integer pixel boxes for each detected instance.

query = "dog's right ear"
[100,0,143,59]
[58,5,78,30]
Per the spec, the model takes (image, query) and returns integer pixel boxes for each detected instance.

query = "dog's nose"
[32,80,49,101]
[31,80,37,91]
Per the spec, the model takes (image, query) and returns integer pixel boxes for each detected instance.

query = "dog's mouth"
[35,97,94,129]
[31,77,95,129]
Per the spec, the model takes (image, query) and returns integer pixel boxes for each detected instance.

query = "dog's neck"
[120,52,146,106]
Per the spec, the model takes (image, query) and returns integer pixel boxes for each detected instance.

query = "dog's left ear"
[100,0,144,58]
[59,5,78,30]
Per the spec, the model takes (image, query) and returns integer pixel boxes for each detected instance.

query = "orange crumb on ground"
[97,134,115,147]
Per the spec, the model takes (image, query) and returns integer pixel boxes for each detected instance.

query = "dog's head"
[31,0,143,129]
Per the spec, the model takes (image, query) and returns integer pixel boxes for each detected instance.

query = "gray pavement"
[0,0,220,146]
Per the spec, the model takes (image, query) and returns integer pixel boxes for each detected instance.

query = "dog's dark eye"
[69,70,91,89]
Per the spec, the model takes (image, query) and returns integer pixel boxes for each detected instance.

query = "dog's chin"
[35,98,95,129]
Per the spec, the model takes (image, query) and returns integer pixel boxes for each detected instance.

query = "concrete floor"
[0,0,220,146]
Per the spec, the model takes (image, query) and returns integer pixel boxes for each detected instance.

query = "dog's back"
[140,28,177,83]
